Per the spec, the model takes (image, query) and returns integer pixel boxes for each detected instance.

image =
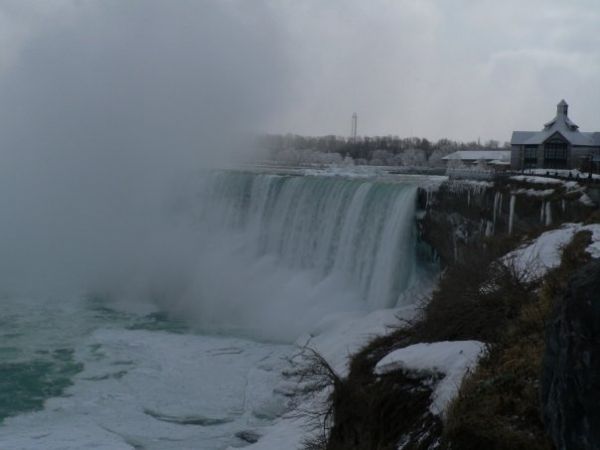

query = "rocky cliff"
[542,259,600,450]
[417,178,596,265]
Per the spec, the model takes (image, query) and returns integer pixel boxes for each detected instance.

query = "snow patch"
[524,168,600,180]
[374,341,485,416]
[579,193,595,206]
[236,304,424,449]
[247,278,435,449]
[563,181,581,192]
[510,175,563,185]
[504,223,600,280]
[298,305,420,378]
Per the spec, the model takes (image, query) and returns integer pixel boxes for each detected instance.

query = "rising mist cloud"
[0,0,287,295]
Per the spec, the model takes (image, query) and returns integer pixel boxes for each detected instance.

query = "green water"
[0,295,187,423]
[0,355,82,422]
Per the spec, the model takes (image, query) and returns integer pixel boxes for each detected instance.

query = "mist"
[0,1,285,299]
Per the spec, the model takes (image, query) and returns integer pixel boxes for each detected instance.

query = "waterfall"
[540,201,553,226]
[484,220,493,237]
[492,192,503,233]
[508,195,516,235]
[540,201,545,223]
[171,171,426,340]
[545,201,552,226]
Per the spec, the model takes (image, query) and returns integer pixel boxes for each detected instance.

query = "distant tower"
[351,113,358,142]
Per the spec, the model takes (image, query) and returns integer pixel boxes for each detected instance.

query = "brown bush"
[442,230,593,450]
[409,235,538,344]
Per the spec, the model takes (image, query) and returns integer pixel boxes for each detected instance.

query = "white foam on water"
[0,327,294,450]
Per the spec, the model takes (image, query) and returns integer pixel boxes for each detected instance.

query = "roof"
[443,150,511,161]
[511,100,600,147]
[511,130,600,146]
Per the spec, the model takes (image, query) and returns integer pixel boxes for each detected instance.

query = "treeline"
[258,134,508,166]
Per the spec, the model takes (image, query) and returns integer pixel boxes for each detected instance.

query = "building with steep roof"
[510,100,600,170]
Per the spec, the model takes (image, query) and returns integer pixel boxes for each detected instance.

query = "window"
[524,145,537,168]
[543,141,568,169]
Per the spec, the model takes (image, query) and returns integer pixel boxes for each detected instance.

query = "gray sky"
[266,0,600,142]
[1,0,600,143]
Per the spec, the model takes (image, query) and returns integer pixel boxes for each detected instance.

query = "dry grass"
[402,233,538,344]
[298,342,442,450]
[441,230,593,450]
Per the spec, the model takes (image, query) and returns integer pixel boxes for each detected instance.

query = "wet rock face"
[542,259,600,450]
[417,181,595,266]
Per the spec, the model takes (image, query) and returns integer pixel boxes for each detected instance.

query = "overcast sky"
[1,0,600,144]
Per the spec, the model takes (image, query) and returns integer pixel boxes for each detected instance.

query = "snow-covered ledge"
[374,341,486,417]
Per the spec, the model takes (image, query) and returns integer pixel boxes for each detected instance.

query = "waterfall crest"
[160,171,425,341]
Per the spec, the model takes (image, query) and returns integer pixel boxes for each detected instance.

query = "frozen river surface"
[0,295,294,450]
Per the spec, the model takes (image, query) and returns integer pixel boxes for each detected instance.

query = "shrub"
[442,230,593,450]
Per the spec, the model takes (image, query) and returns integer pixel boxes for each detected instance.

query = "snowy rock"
[542,259,600,450]
[374,341,486,416]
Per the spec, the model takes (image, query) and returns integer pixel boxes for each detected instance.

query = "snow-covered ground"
[523,168,600,180]
[580,193,595,206]
[510,175,564,185]
[299,305,420,378]
[374,341,485,416]
[509,176,589,200]
[503,223,600,281]
[236,304,421,450]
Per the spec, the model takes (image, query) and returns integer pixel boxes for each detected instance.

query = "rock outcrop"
[418,179,596,265]
[541,259,600,450]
